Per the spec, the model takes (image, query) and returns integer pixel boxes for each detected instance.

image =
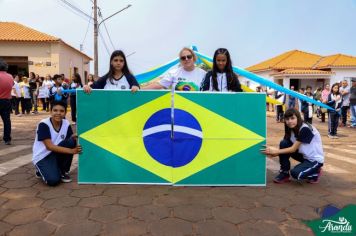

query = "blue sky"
[1,0,356,75]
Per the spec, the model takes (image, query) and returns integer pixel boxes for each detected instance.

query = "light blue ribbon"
[195,51,335,111]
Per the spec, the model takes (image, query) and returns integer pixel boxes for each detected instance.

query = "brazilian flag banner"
[77,90,266,186]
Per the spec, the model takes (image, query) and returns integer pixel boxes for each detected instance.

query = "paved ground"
[0,111,355,236]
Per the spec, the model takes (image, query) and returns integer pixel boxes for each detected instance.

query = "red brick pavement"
[0,111,355,236]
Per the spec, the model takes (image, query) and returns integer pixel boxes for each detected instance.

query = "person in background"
[349,78,356,128]
[200,48,242,92]
[20,76,32,115]
[339,80,350,127]
[297,88,305,112]
[49,74,69,108]
[69,73,83,124]
[87,74,95,86]
[11,75,21,116]
[301,85,314,124]
[313,87,322,118]
[29,72,39,114]
[38,77,50,112]
[275,87,286,123]
[143,47,206,91]
[326,83,342,139]
[0,59,14,145]
[288,85,296,109]
[320,84,330,122]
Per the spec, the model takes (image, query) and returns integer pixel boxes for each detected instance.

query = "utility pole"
[93,0,99,78]
[93,2,131,78]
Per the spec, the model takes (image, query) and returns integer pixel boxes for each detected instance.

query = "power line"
[57,0,89,21]
[98,30,111,56]
[58,0,92,19]
[81,8,94,46]
[98,8,116,51]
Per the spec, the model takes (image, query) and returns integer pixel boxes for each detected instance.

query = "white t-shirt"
[38,84,49,98]
[339,86,350,106]
[159,67,206,91]
[43,80,54,89]
[32,117,72,165]
[207,72,228,92]
[20,83,31,99]
[103,76,130,90]
[290,123,324,163]
[12,81,21,97]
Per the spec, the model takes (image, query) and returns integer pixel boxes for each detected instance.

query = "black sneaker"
[61,173,72,183]
[307,168,322,184]
[35,170,42,179]
[273,171,290,184]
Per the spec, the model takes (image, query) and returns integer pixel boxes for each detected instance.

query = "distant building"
[0,22,91,82]
[242,50,356,90]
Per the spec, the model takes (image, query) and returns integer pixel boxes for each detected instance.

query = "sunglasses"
[180,55,193,61]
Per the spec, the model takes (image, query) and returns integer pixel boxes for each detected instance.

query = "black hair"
[29,72,35,79]
[0,58,8,71]
[211,48,238,91]
[331,83,340,95]
[284,108,304,140]
[73,73,83,87]
[51,100,67,112]
[107,50,133,84]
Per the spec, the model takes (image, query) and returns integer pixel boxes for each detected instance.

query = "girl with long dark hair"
[83,50,139,92]
[261,109,324,184]
[326,83,342,138]
[200,48,242,92]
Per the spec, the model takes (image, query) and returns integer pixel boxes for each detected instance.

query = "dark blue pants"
[288,100,295,109]
[278,139,323,180]
[341,106,349,125]
[0,99,11,142]
[276,105,284,122]
[70,95,76,122]
[35,138,76,186]
[328,112,339,135]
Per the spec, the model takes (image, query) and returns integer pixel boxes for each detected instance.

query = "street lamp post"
[93,3,132,78]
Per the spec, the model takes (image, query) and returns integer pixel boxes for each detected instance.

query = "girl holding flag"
[83,50,139,93]
[261,108,324,184]
[200,48,242,92]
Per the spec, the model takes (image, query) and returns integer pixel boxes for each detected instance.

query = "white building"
[241,50,356,90]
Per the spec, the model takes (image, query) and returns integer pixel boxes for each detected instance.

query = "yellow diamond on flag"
[80,93,265,183]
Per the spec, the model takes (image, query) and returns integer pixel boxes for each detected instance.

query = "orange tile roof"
[316,54,356,68]
[0,22,91,59]
[246,50,356,72]
[246,50,322,72]
[271,69,333,76]
[0,22,59,42]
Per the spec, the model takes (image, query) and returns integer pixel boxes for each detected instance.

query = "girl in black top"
[200,48,242,92]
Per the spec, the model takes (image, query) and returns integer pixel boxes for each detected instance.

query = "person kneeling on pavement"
[32,100,82,186]
[261,109,324,184]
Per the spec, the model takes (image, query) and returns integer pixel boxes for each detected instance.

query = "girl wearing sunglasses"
[83,50,139,93]
[200,48,242,92]
[143,47,206,91]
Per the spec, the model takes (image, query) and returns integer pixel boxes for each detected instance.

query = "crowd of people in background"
[256,78,356,139]
[9,72,88,123]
